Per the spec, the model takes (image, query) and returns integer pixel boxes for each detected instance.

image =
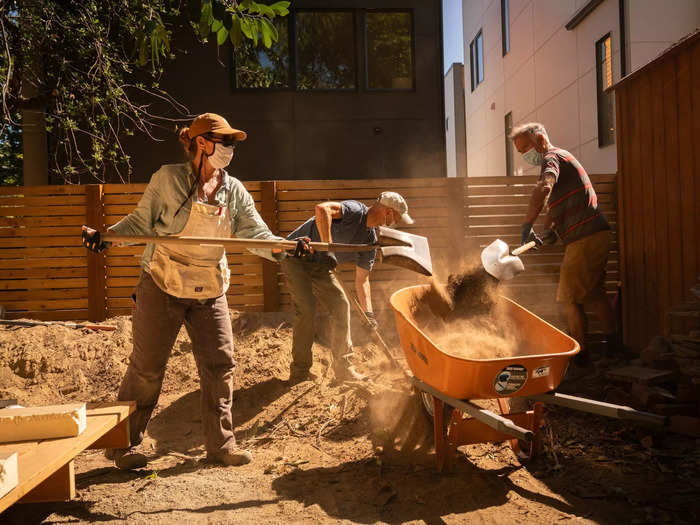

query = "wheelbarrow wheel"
[415,388,453,430]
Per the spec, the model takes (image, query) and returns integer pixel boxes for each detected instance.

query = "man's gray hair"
[509,122,549,143]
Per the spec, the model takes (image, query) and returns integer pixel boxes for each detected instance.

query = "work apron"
[149,200,231,299]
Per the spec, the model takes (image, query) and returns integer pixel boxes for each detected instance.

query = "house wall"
[444,63,467,178]
[461,0,699,178]
[120,0,446,183]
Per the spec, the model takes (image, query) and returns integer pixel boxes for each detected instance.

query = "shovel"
[480,239,537,282]
[100,226,433,276]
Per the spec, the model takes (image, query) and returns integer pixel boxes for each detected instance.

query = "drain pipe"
[619,0,627,76]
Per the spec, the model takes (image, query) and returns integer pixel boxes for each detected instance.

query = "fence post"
[446,177,468,255]
[86,184,106,321]
[261,181,280,312]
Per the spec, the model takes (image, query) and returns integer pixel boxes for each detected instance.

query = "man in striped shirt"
[512,122,616,365]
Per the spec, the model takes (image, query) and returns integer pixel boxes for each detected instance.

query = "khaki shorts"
[557,230,611,304]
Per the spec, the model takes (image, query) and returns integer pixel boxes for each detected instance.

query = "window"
[469,30,484,91]
[505,112,514,176]
[501,0,510,56]
[233,18,290,89]
[365,11,414,90]
[296,11,356,90]
[596,34,615,146]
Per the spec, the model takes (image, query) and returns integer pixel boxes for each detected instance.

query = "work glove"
[539,228,558,246]
[289,237,312,258]
[520,223,542,247]
[81,226,110,253]
[364,311,378,331]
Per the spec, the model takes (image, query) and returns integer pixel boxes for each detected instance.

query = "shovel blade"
[379,237,433,276]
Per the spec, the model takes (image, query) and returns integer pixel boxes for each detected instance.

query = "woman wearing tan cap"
[82,113,280,469]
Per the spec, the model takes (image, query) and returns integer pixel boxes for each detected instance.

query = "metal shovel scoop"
[480,240,537,282]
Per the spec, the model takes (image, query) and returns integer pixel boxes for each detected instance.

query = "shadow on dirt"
[270,459,579,524]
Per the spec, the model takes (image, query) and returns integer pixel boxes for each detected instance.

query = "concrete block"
[0,403,86,443]
[0,452,18,498]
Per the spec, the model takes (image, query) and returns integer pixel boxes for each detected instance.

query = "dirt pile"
[0,311,295,407]
[410,265,528,360]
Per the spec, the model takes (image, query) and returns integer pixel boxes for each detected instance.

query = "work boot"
[287,367,315,386]
[105,447,148,470]
[332,354,366,383]
[210,447,253,466]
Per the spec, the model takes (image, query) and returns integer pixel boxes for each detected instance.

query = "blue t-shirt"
[287,200,377,270]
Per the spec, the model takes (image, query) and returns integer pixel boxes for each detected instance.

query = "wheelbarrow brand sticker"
[532,365,550,379]
[494,365,527,395]
[409,343,428,365]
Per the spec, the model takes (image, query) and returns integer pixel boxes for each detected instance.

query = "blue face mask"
[521,147,542,166]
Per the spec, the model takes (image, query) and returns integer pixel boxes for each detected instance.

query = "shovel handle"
[101,234,378,253]
[511,241,537,256]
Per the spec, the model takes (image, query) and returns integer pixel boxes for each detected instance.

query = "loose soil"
[1,311,699,524]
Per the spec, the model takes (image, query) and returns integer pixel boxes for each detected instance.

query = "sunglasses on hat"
[202,133,239,147]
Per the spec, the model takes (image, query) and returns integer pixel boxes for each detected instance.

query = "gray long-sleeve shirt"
[109,163,281,269]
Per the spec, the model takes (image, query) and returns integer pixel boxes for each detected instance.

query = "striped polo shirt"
[541,148,610,245]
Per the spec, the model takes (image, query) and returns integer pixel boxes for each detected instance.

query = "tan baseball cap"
[189,113,247,141]
[378,191,414,226]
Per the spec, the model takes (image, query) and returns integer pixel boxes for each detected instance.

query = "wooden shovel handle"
[511,241,537,256]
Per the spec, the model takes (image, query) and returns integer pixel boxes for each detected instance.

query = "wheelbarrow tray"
[390,285,579,400]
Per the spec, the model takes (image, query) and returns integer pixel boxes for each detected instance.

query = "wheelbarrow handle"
[525,392,667,426]
[413,378,534,442]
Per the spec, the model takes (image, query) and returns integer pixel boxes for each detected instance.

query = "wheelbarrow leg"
[432,396,448,472]
[498,398,544,461]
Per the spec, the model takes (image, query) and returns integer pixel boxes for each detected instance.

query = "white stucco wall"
[461,0,700,177]
[445,65,457,178]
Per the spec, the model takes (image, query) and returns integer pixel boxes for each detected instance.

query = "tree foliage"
[0,0,289,184]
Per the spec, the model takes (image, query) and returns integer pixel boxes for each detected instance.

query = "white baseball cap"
[378,191,414,226]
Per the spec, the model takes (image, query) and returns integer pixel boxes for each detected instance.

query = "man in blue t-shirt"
[282,192,414,384]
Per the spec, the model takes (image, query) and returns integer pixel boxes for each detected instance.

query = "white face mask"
[207,143,234,169]
[521,147,542,166]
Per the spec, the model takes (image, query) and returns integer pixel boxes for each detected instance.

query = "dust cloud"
[410,259,533,360]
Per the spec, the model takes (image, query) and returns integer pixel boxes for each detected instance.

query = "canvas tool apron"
[149,200,231,299]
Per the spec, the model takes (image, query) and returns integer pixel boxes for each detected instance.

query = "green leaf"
[211,18,224,32]
[229,16,243,46]
[240,17,253,39]
[260,19,274,48]
[216,26,229,46]
[269,1,290,16]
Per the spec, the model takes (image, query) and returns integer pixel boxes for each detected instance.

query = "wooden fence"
[613,30,700,349]
[0,175,616,334]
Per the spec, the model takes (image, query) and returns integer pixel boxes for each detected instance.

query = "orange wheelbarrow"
[389,285,666,471]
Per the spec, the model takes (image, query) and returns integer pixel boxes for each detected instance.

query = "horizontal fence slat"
[0,257,86,269]
[278,187,448,200]
[2,298,89,311]
[0,288,88,301]
[0,185,86,196]
[0,195,87,206]
[0,216,86,228]
[0,267,88,279]
[0,205,86,217]
[0,247,85,258]
[0,278,88,290]
[0,226,83,238]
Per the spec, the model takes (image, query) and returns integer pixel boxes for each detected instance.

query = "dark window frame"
[469,29,484,91]
[501,0,510,56]
[295,8,358,92]
[229,15,294,92]
[595,32,615,147]
[505,111,513,176]
[363,8,416,92]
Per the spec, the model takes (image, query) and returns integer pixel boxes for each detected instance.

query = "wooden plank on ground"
[0,402,134,513]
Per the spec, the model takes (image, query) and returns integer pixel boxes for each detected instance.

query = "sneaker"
[210,448,252,466]
[105,447,148,470]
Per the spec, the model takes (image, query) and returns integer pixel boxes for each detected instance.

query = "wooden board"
[0,402,134,512]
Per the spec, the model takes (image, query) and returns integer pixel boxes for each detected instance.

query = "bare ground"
[0,312,699,524]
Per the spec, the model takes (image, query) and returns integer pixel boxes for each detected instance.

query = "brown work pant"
[281,257,352,373]
[118,271,236,456]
